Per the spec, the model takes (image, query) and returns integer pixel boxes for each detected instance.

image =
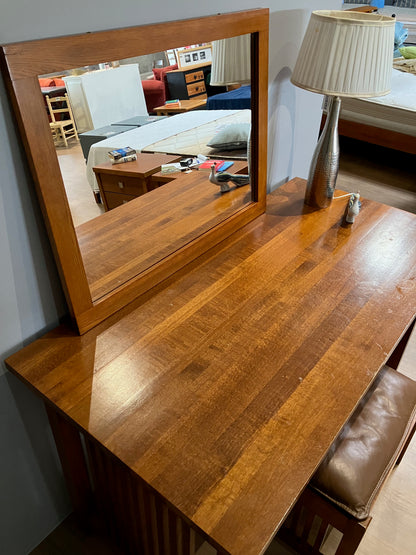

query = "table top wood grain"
[6,178,416,555]
[77,161,250,302]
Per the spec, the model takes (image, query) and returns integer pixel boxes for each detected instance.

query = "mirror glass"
[38,39,252,303]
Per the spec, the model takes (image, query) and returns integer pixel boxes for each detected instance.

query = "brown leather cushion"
[311,365,416,520]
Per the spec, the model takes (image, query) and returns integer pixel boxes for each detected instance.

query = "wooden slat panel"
[84,435,202,554]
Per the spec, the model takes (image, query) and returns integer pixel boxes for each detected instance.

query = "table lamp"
[291,10,395,209]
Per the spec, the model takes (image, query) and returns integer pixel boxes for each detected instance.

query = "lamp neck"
[304,95,341,209]
[324,96,341,135]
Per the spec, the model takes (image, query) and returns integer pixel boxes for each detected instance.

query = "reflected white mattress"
[340,69,416,136]
[86,109,250,192]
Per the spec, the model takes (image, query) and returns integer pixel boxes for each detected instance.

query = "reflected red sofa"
[142,64,178,113]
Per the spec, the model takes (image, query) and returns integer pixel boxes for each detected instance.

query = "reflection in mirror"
[2,9,268,332]
[37,38,253,302]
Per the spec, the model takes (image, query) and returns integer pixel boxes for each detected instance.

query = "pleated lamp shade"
[291,10,395,98]
[210,34,251,86]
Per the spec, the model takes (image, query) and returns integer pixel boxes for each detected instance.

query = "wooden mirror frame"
[1,9,269,334]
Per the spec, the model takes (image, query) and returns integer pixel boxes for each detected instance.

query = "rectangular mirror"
[1,9,269,333]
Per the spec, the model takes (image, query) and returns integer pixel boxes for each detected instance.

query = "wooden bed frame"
[321,113,416,155]
[338,119,416,155]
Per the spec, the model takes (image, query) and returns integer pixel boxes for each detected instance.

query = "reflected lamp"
[210,35,251,87]
[291,10,395,209]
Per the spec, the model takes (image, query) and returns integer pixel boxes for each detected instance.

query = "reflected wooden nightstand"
[153,97,207,116]
[92,152,181,211]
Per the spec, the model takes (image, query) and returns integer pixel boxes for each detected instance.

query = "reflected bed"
[86,109,251,192]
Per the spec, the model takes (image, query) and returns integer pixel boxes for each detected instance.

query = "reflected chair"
[46,93,79,147]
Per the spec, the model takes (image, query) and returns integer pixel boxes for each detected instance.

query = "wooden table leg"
[45,403,94,529]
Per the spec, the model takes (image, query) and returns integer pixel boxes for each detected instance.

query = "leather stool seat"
[312,365,416,520]
[277,365,416,554]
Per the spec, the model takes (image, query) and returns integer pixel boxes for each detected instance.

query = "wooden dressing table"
[6,179,416,555]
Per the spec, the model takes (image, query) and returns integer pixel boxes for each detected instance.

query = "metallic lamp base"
[304,96,341,209]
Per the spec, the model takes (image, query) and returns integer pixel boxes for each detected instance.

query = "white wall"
[0,1,341,552]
